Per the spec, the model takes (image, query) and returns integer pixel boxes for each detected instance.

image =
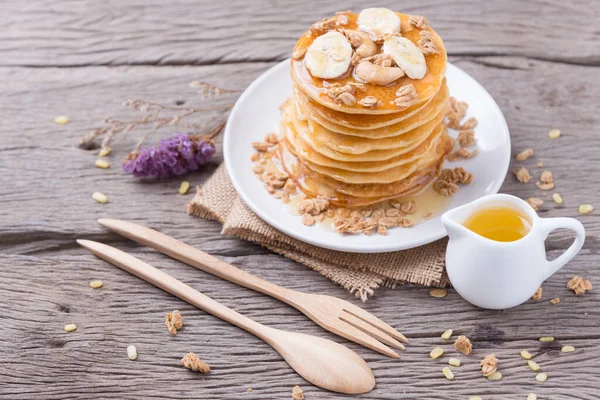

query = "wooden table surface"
[2,1,599,398]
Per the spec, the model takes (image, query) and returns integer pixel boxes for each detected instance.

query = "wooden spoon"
[77,239,375,394]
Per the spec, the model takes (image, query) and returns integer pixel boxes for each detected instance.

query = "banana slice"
[357,8,401,38]
[304,31,352,79]
[383,36,427,79]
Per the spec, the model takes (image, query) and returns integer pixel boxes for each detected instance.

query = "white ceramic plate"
[224,60,510,253]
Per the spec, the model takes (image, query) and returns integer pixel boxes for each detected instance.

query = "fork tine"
[334,323,400,358]
[340,312,406,350]
[343,304,408,344]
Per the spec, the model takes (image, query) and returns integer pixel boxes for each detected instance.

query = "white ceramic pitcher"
[441,194,585,309]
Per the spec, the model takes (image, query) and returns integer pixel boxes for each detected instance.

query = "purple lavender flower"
[123,133,215,179]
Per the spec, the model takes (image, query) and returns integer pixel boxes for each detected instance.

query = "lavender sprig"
[123,133,215,179]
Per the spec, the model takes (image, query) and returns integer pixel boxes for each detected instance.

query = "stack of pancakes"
[278,9,453,207]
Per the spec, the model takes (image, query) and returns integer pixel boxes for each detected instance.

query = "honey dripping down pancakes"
[251,8,477,232]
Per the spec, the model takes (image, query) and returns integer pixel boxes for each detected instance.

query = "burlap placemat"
[188,164,448,300]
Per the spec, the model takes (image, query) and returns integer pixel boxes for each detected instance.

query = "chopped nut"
[418,30,440,55]
[539,336,554,342]
[441,329,453,340]
[92,192,108,204]
[448,358,461,367]
[265,132,279,144]
[527,197,543,211]
[95,159,110,169]
[548,129,560,139]
[528,360,540,371]
[165,310,183,335]
[89,280,103,289]
[442,366,454,380]
[423,212,434,220]
[98,146,111,157]
[486,371,502,381]
[180,353,210,373]
[448,147,478,161]
[430,347,444,359]
[64,323,77,332]
[567,276,592,295]
[250,153,260,162]
[454,335,472,356]
[535,372,547,382]
[283,180,297,194]
[531,287,542,300]
[514,167,531,183]
[537,161,544,168]
[337,92,357,106]
[292,385,304,400]
[358,96,382,108]
[127,345,138,360]
[264,184,276,194]
[434,180,459,196]
[457,129,476,147]
[179,181,190,195]
[378,217,396,228]
[461,117,478,130]
[429,288,447,298]
[247,388,253,393]
[549,297,560,304]
[302,213,316,226]
[561,345,576,353]
[454,167,473,184]
[480,354,498,377]
[528,394,537,400]
[252,165,265,175]
[520,350,532,360]
[252,142,271,152]
[55,116,69,124]
[408,15,429,28]
[552,193,563,204]
[394,84,418,109]
[578,204,593,214]
[516,148,534,161]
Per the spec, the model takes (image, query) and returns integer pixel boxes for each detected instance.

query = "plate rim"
[224,59,511,253]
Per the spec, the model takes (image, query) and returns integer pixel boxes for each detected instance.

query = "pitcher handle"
[538,217,585,279]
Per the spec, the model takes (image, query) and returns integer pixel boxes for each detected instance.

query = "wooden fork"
[98,218,408,358]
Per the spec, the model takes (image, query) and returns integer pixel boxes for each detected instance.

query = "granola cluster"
[394,84,419,108]
[165,310,183,335]
[332,201,416,235]
[567,275,593,295]
[251,134,297,203]
[434,167,473,196]
[180,353,210,373]
[325,82,367,106]
[480,354,498,377]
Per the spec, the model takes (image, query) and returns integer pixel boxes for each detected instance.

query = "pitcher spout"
[441,208,470,239]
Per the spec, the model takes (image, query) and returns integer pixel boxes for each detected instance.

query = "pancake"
[289,120,445,172]
[301,132,453,184]
[285,99,444,154]
[296,80,449,136]
[290,12,447,115]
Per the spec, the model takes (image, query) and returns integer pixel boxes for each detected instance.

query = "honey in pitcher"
[463,206,532,242]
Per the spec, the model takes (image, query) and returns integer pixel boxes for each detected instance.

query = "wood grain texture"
[2,0,599,67]
[2,0,600,398]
